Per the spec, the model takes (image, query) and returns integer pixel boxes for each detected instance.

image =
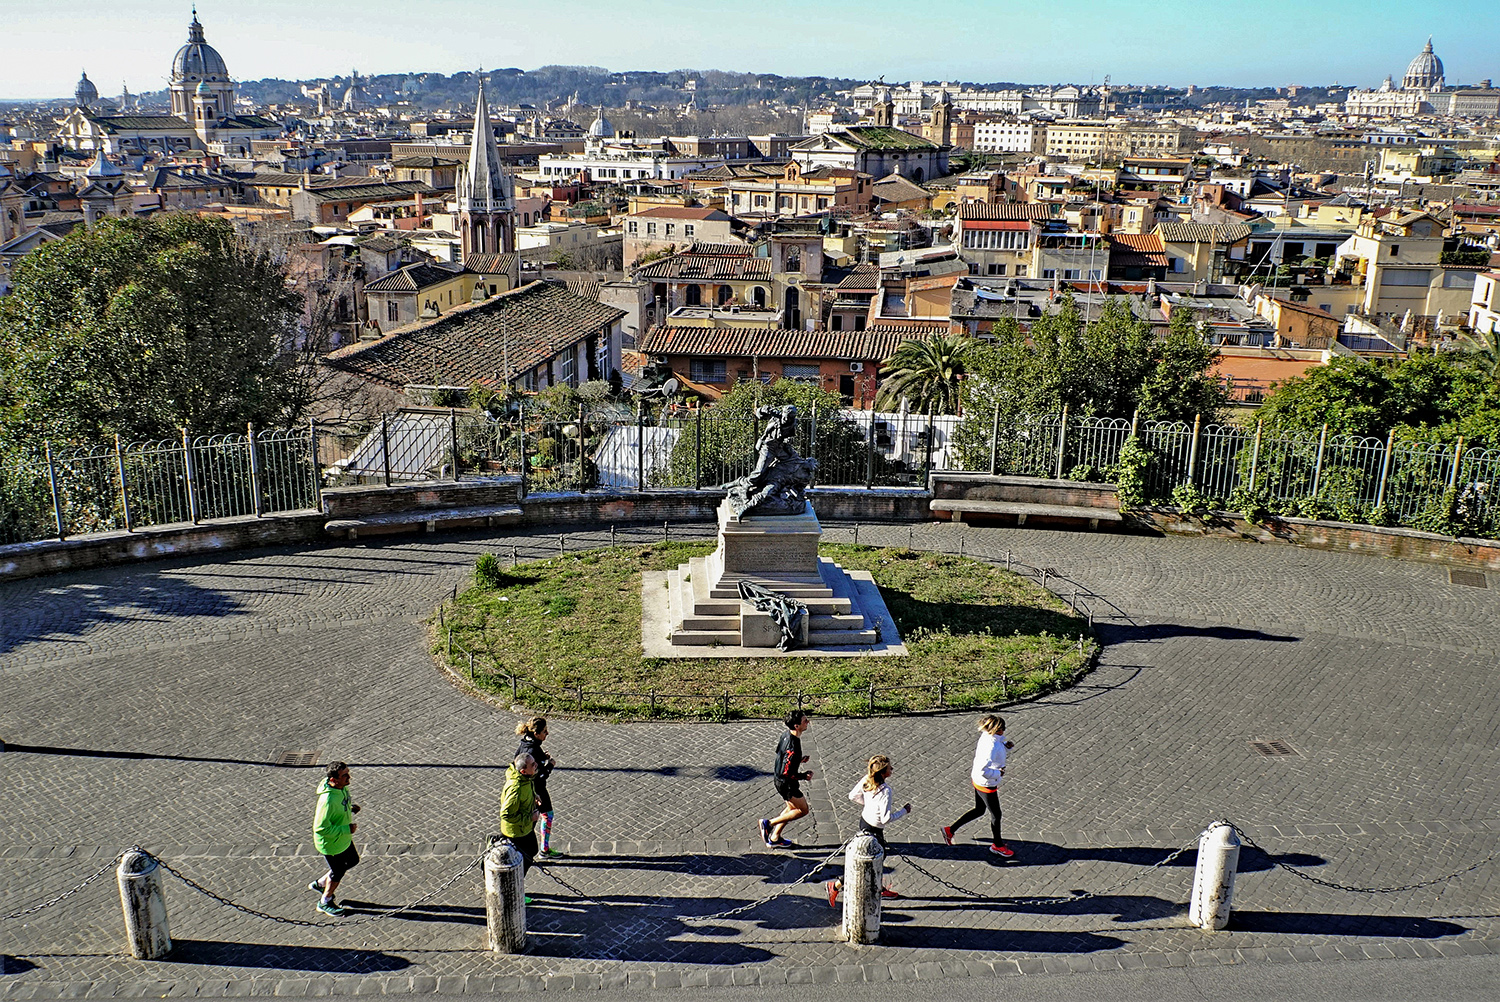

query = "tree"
[0,213,304,444]
[875,333,977,415]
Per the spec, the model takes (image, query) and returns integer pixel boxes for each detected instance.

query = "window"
[684,224,695,237]
[628,220,638,233]
[665,223,675,236]
[968,262,981,275]
[1016,266,1027,276]
[690,359,727,382]
[1388,244,1400,257]
[817,197,829,210]
[831,315,843,330]
[1042,269,1056,279]
[1380,269,1429,286]
[646,222,657,235]
[559,349,576,386]
[1443,271,1476,289]
[1063,269,1080,280]
[987,263,1007,276]
[754,195,767,207]
[781,363,820,381]
[386,301,399,323]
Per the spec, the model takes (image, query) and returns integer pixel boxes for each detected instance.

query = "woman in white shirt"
[828,755,910,906]
[941,715,1015,859]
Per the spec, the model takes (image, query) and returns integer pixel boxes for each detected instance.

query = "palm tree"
[875,333,976,415]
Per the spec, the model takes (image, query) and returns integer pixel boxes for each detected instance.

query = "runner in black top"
[515,717,559,857]
[761,711,813,848]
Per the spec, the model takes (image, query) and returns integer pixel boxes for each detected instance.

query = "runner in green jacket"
[310,761,361,916]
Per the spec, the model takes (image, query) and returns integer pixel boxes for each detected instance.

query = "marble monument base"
[640,499,906,658]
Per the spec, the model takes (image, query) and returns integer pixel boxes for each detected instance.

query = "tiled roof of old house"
[637,324,911,362]
[325,280,625,389]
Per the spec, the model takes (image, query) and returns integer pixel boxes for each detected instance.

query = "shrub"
[474,552,505,590]
[1114,435,1151,510]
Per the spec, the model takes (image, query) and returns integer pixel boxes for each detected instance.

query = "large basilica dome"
[1402,37,1444,91]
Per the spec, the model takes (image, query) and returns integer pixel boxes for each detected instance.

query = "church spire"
[458,71,515,261]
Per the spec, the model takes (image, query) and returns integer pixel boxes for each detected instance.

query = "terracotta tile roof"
[683,162,791,182]
[464,252,518,275]
[1107,233,1168,268]
[325,281,625,389]
[1155,222,1253,244]
[959,202,1052,221]
[633,252,772,281]
[872,175,932,204]
[685,241,751,256]
[836,262,879,291]
[638,325,913,362]
[363,261,464,293]
[632,205,731,221]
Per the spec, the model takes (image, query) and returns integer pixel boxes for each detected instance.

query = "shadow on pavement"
[879,924,1128,952]
[0,744,516,771]
[898,839,1325,873]
[166,939,411,972]
[1228,912,1468,938]
[522,893,779,963]
[1,957,39,976]
[338,901,485,926]
[1097,623,1300,644]
[0,577,247,658]
[892,893,1183,922]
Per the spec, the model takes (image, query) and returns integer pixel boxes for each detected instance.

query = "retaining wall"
[3,482,1497,582]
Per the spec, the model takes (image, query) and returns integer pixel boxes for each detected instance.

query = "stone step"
[809,613,868,630]
[670,629,742,647]
[681,613,742,631]
[808,628,881,646]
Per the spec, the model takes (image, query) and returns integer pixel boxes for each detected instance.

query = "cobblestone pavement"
[3,521,1498,995]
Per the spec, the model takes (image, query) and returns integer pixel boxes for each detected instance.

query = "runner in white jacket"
[942,715,1015,858]
[829,755,909,906]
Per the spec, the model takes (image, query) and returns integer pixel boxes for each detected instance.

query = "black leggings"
[950,788,1003,844]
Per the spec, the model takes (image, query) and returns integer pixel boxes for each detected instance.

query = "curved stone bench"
[929,473,1122,529]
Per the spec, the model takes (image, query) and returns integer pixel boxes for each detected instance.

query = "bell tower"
[457,74,516,261]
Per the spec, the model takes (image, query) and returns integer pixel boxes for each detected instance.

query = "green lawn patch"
[434,542,1096,720]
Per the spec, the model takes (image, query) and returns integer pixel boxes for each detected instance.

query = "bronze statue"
[725,405,818,519]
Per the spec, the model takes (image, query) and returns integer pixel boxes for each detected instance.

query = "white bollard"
[116,849,172,960]
[484,841,527,953]
[838,834,884,945]
[1189,822,1241,930]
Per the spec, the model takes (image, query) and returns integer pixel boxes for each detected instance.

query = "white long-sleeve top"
[970,732,1009,790]
[848,779,908,828]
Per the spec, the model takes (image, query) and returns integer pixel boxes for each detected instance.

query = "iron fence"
[4,404,1499,547]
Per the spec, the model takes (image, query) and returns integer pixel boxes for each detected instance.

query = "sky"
[2,0,1499,101]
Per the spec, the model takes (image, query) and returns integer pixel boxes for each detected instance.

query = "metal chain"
[158,852,485,927]
[532,862,611,910]
[683,840,853,924]
[1226,823,1500,895]
[1,850,131,921]
[895,836,1200,907]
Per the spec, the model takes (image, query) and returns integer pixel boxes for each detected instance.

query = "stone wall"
[1126,507,1500,572]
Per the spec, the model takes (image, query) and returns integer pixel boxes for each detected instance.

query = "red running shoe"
[940,825,954,846]
[880,888,901,899]
[826,880,839,908]
[989,843,1015,858]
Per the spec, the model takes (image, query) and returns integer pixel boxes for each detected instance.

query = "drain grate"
[1450,569,1488,589]
[276,750,319,768]
[1250,740,1297,757]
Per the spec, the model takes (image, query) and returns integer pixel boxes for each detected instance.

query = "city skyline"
[2,0,1499,103]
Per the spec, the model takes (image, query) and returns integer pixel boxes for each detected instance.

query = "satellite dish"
[662,378,680,396]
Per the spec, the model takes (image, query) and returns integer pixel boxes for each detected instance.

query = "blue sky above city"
[3,0,1498,100]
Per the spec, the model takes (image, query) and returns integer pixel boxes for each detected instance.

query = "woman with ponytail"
[514,717,559,857]
[827,754,910,907]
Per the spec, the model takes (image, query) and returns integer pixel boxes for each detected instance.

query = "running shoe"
[316,901,349,917]
[758,818,772,844]
[772,838,797,848]
[540,847,564,858]
[826,880,839,908]
[940,825,954,846]
[989,843,1015,859]
[880,888,901,899]
[307,879,324,893]
[524,896,533,905]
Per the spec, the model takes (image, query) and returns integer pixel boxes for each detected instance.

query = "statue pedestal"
[655,498,896,653]
[716,500,823,582]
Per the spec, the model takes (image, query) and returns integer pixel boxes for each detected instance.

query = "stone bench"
[325,504,523,540]
[929,473,1122,530]
[321,479,522,540]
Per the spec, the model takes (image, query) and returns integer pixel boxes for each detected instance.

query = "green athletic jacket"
[498,767,537,839]
[312,779,354,856]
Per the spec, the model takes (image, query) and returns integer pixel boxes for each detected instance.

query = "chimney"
[415,190,425,225]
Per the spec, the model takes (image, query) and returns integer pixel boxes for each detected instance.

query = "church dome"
[172,12,229,82]
[588,106,614,138]
[75,71,98,108]
[85,149,123,178]
[1402,37,1444,91]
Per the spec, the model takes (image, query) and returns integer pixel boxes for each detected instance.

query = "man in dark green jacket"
[499,753,541,874]
[310,761,361,916]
